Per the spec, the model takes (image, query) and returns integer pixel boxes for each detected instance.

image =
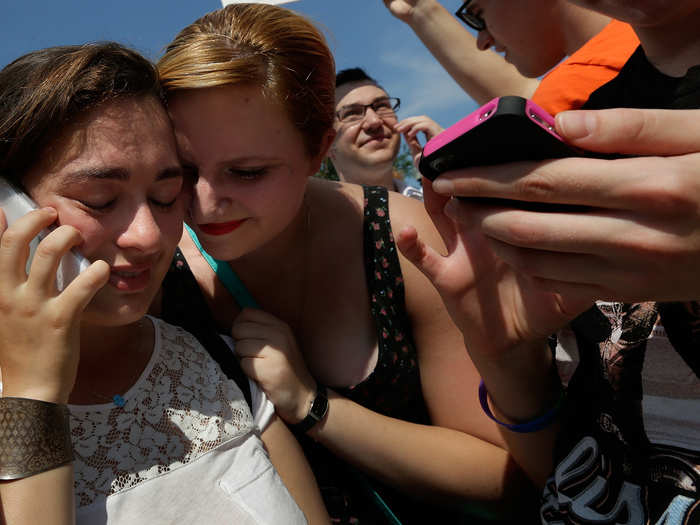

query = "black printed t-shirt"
[542,46,700,525]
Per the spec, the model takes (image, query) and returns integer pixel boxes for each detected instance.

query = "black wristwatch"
[291,383,328,434]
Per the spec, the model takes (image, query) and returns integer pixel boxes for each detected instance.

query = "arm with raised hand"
[0,208,109,525]
[383,0,539,104]
[394,182,590,486]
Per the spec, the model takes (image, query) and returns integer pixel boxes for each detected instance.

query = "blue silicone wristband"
[478,380,565,433]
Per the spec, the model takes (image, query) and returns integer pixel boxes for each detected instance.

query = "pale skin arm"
[395,181,589,487]
[1,467,76,525]
[260,414,330,525]
[0,208,109,525]
[391,190,566,487]
[235,309,533,506]
[306,391,532,510]
[383,0,539,104]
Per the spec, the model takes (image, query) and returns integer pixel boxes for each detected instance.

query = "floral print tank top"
[335,185,429,425]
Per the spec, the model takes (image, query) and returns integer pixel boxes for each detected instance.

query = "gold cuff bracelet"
[0,397,73,480]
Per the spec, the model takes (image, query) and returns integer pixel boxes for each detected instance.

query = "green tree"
[394,142,417,179]
[316,157,339,181]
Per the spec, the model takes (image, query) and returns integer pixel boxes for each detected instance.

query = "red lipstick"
[198,219,246,236]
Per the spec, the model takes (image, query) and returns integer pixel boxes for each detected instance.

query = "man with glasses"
[383,0,638,115]
[329,67,441,198]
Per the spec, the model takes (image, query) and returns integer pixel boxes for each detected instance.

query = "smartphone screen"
[418,96,584,180]
[0,178,90,290]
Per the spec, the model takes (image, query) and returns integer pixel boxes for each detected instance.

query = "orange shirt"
[532,20,639,116]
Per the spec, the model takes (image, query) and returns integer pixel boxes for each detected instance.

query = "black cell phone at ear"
[418,96,584,181]
[0,178,90,290]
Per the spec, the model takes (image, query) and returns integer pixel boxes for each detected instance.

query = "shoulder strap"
[362,185,410,330]
[160,248,253,409]
[184,224,258,308]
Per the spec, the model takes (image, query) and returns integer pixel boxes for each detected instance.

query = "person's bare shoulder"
[386,188,447,255]
[307,178,445,255]
[307,177,365,218]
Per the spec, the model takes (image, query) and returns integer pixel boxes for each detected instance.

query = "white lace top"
[69,316,306,525]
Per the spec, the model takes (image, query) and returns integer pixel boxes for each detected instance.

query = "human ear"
[319,128,336,158]
[309,128,337,174]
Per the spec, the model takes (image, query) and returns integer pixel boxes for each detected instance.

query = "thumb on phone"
[556,108,700,156]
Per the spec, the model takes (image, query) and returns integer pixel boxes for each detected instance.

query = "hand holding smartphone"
[0,178,90,290]
[417,96,599,212]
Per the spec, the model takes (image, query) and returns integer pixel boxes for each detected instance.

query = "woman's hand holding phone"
[431,107,700,303]
[0,207,109,404]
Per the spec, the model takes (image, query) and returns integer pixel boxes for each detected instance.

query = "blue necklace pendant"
[113,394,126,408]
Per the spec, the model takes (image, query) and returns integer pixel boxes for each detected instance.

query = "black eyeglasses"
[455,0,486,31]
[335,97,401,123]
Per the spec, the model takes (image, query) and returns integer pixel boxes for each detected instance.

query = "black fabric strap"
[160,248,253,409]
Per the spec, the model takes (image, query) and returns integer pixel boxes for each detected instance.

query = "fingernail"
[556,111,596,139]
[431,178,454,194]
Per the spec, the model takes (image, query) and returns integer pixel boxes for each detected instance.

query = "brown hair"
[0,42,162,185]
[157,3,335,157]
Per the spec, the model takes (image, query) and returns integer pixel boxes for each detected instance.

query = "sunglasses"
[455,0,486,32]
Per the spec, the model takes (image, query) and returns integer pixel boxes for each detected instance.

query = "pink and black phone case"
[418,96,581,180]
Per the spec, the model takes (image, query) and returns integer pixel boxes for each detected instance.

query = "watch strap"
[291,383,328,434]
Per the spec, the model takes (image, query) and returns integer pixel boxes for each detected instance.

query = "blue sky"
[1,0,479,133]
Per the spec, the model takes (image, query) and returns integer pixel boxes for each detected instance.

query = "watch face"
[310,385,329,421]
[291,385,328,433]
[295,385,328,433]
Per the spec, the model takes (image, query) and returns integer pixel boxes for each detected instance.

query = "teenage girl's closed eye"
[67,175,184,214]
[225,166,269,181]
[149,176,185,210]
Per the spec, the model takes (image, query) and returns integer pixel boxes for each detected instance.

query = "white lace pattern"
[69,318,254,509]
